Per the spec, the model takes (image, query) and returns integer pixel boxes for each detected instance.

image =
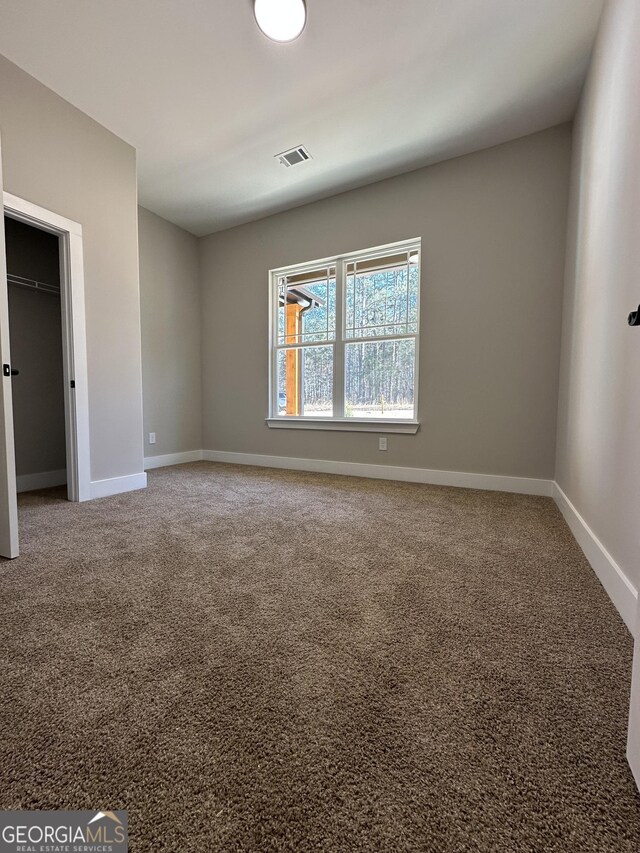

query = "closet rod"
[6,273,60,297]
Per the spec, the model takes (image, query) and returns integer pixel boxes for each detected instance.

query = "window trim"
[268,237,421,430]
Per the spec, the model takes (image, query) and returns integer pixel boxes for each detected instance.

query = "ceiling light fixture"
[254,0,306,43]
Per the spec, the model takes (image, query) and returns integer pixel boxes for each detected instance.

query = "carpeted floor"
[0,462,638,851]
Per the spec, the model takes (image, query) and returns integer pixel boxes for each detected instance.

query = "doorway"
[0,190,91,558]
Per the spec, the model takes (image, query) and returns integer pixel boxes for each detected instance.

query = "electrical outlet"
[149,432,156,445]
[378,437,388,451]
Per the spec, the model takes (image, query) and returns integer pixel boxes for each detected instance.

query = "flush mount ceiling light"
[254,0,306,43]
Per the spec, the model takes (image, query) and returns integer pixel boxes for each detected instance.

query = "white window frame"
[267,238,421,434]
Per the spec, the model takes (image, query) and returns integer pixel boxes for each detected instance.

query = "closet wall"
[4,216,66,481]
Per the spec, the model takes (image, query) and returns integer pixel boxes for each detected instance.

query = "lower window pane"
[345,339,415,418]
[277,346,333,416]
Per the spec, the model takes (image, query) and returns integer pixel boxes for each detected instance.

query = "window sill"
[266,418,420,434]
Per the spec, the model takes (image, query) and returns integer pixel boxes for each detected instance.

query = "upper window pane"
[345,251,419,339]
[277,267,336,345]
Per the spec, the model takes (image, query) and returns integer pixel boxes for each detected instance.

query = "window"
[268,239,420,432]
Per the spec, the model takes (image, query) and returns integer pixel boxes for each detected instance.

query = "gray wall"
[556,0,640,594]
[138,206,202,458]
[5,217,66,477]
[200,125,571,478]
[0,54,144,482]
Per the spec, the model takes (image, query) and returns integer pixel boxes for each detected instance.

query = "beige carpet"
[0,462,638,851]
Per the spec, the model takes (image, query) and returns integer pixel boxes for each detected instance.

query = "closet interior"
[4,215,67,495]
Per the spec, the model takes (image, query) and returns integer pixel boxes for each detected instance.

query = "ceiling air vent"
[276,145,311,168]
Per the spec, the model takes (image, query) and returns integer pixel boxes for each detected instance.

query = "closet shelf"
[7,273,60,297]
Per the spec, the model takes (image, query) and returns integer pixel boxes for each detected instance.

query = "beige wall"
[200,125,571,478]
[556,0,640,593]
[0,54,144,482]
[138,206,202,457]
[5,217,66,477]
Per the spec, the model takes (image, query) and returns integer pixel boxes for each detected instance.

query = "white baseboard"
[202,449,554,496]
[90,472,147,500]
[17,469,67,493]
[553,483,638,634]
[144,450,204,470]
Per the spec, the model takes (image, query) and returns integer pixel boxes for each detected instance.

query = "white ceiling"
[0,0,603,236]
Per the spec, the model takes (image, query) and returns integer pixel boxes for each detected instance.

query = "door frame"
[3,192,90,502]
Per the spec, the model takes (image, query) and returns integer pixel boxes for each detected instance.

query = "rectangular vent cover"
[276,146,311,167]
